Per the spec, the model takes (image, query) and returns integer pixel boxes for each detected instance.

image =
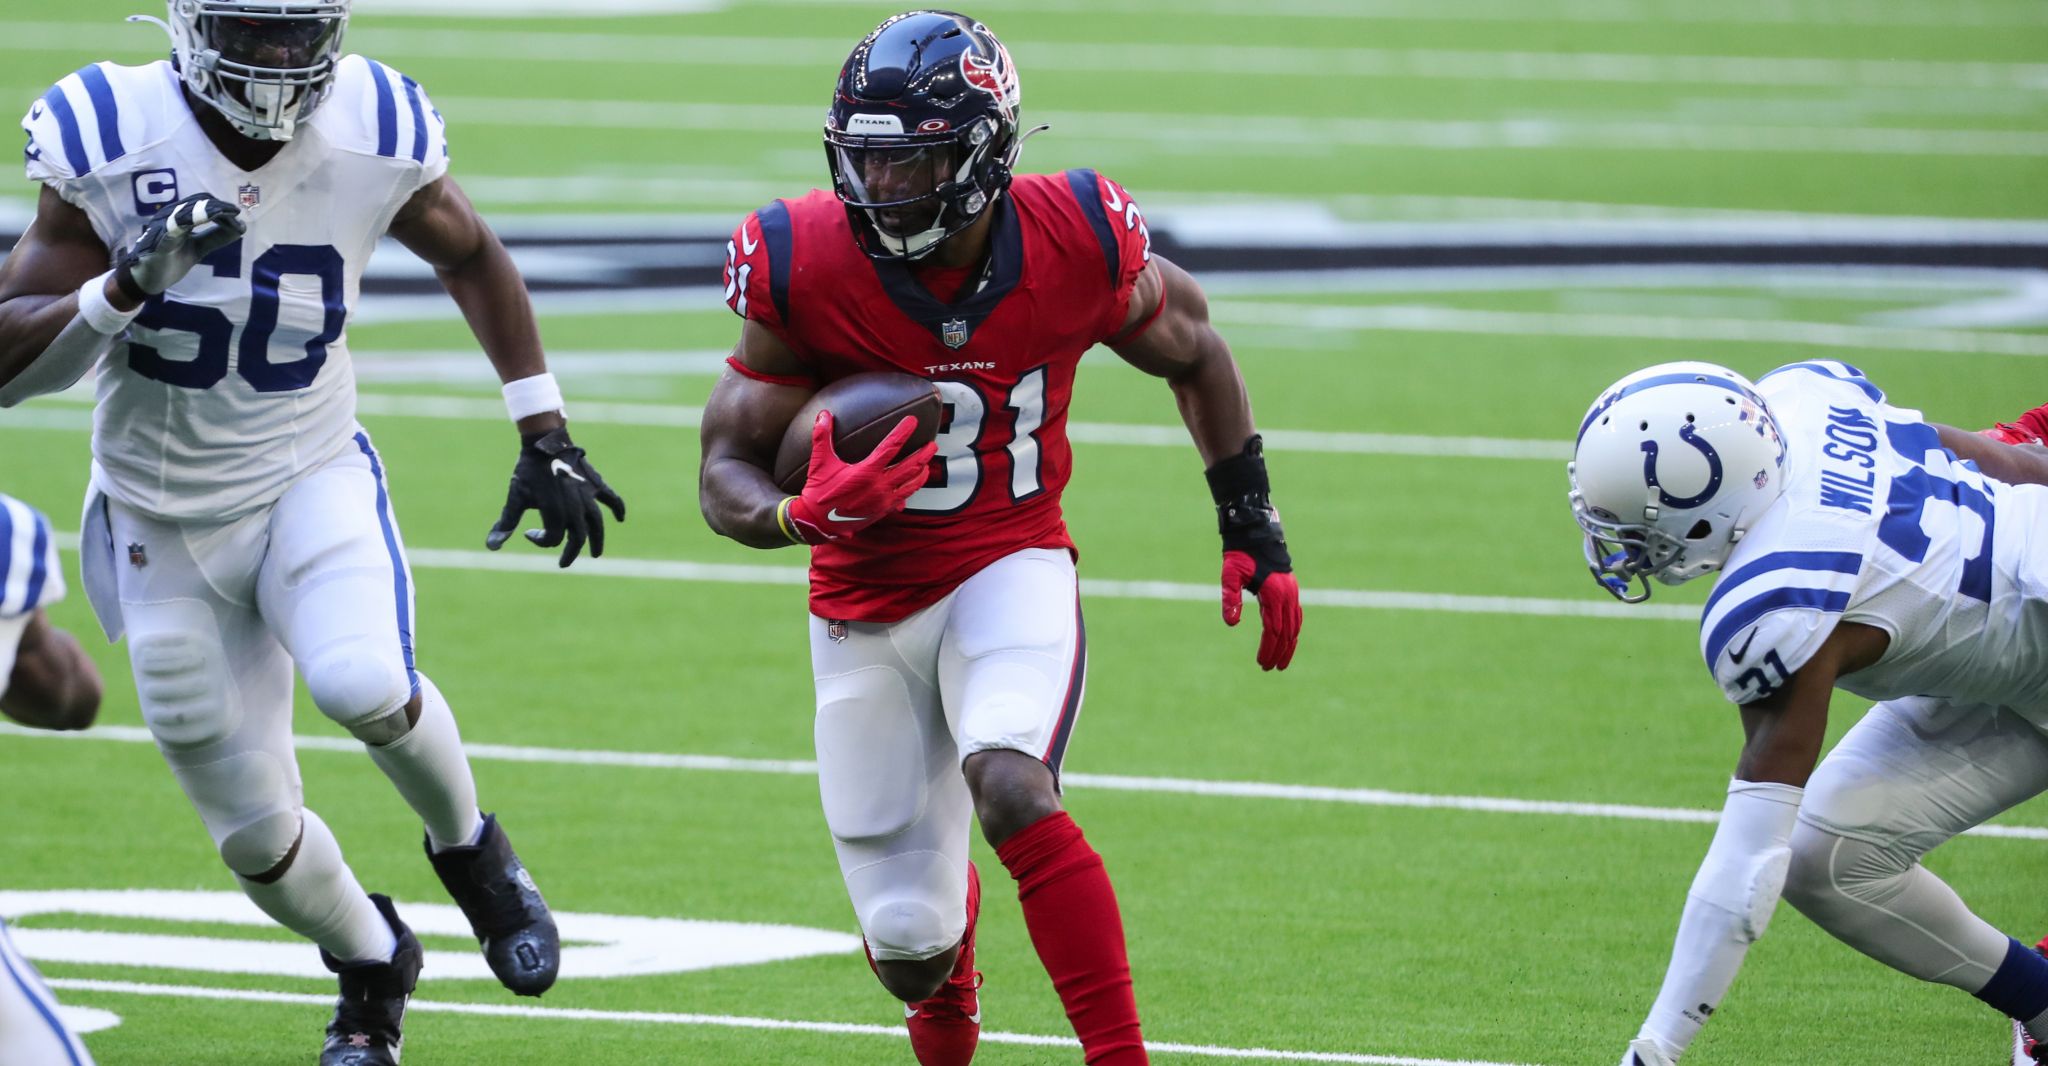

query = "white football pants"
[1783,695,2048,993]
[810,547,1086,962]
[0,916,94,1066]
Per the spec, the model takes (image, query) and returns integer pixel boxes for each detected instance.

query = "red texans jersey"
[723,170,1153,622]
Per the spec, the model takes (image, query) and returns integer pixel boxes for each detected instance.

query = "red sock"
[995,811,1147,1065]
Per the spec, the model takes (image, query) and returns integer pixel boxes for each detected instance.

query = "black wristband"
[111,264,148,305]
[1205,434,1272,521]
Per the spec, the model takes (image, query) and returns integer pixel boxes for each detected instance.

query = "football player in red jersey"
[698,10,1302,1066]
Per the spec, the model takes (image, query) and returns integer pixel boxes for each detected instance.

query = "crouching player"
[1565,361,2048,1064]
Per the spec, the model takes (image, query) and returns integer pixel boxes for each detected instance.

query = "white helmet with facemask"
[140,1,350,142]
[1568,362,1789,603]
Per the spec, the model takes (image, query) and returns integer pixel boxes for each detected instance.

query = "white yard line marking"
[10,22,2043,90]
[40,978,1526,1066]
[21,387,1576,461]
[433,96,2048,159]
[42,531,1672,618]
[9,723,2046,841]
[729,0,2048,29]
[1207,301,2048,357]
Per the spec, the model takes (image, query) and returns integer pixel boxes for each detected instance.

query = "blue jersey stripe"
[75,64,124,165]
[369,62,399,158]
[0,922,86,1066]
[1702,550,1861,623]
[1760,361,1884,403]
[756,199,794,327]
[399,75,428,164]
[1703,586,1852,666]
[22,512,49,613]
[0,500,15,604]
[37,84,91,176]
[1064,168,1122,289]
[1577,371,1760,445]
[353,433,419,698]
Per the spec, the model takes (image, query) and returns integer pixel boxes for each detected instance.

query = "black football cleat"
[427,812,560,996]
[320,894,421,1066]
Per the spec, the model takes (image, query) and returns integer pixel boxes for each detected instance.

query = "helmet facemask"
[826,115,1018,260]
[150,1,350,142]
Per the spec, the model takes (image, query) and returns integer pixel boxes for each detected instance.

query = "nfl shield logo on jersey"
[941,318,970,349]
[237,184,261,210]
[127,542,148,569]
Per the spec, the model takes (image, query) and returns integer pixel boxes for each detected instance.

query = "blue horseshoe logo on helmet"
[1640,424,1723,508]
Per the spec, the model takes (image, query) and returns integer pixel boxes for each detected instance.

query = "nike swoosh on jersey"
[826,508,868,523]
[549,458,587,483]
[1729,628,1758,664]
[741,226,759,255]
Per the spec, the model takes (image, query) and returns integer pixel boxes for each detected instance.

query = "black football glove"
[486,427,626,568]
[115,194,245,299]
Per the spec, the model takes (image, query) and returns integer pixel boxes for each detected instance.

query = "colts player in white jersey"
[0,493,102,1066]
[1568,360,2048,1065]
[0,4,626,1062]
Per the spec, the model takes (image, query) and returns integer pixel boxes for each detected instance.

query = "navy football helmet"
[825,11,1032,260]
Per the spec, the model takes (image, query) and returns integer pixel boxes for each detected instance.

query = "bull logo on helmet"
[959,32,1019,114]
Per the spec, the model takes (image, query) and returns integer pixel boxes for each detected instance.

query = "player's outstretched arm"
[390,177,625,567]
[2,609,101,732]
[1109,255,1301,671]
[700,321,821,549]
[1622,623,1884,1066]
[1933,422,2048,489]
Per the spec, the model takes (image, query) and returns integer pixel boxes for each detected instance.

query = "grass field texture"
[2,1,2046,1063]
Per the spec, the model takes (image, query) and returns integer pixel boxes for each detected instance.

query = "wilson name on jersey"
[1697,361,2048,717]
[22,57,448,521]
[723,170,1152,622]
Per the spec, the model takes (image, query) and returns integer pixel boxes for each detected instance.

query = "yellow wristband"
[775,496,804,545]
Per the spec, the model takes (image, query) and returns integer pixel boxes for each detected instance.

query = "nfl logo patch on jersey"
[237,184,261,210]
[941,318,970,349]
[127,542,148,569]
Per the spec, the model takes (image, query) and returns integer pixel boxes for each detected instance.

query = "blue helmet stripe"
[76,64,124,165]
[1701,550,1861,623]
[1576,371,1760,446]
[370,62,398,158]
[1703,586,1851,666]
[400,74,428,164]
[37,84,90,176]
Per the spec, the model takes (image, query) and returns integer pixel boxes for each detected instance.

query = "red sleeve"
[1062,170,1154,340]
[721,207,792,340]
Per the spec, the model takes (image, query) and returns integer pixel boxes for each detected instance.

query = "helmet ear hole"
[1686,520,1713,540]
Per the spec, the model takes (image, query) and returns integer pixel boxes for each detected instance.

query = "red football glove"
[1207,435,1301,672]
[1984,403,2048,447]
[1222,551,1302,672]
[782,411,936,544]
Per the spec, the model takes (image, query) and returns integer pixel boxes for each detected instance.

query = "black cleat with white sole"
[427,812,560,996]
[320,894,421,1066]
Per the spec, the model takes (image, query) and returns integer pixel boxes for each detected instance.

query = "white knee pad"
[854,851,968,962]
[1784,818,1911,917]
[301,638,412,736]
[131,616,235,751]
[162,746,302,876]
[816,671,929,844]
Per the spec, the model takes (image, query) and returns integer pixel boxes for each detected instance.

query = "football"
[772,372,944,494]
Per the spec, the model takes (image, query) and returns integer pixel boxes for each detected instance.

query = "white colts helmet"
[139,1,351,141]
[1568,362,1788,602]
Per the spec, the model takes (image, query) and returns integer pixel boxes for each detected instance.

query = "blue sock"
[1975,939,2048,1027]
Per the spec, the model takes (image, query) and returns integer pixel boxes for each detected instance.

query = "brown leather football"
[772,372,943,494]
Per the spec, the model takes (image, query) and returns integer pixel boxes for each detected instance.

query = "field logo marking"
[0,890,860,982]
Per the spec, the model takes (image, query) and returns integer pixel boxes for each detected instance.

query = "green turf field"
[2,1,2046,1063]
